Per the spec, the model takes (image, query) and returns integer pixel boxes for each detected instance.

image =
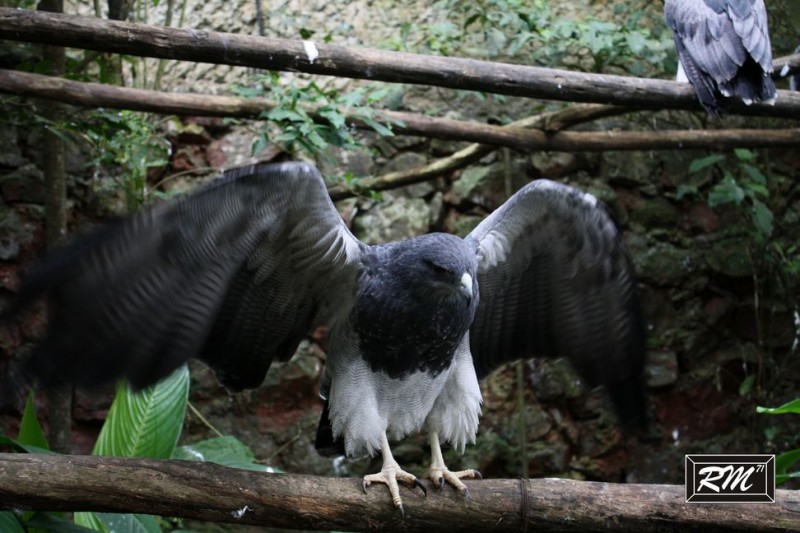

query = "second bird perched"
[664,0,777,116]
[4,161,646,514]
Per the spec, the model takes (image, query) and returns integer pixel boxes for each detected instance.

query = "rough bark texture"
[1,8,800,118]
[36,0,71,457]
[1,69,798,157]
[1,454,799,532]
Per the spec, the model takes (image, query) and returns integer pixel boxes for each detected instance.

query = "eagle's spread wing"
[665,0,775,114]
[466,180,646,428]
[9,162,361,392]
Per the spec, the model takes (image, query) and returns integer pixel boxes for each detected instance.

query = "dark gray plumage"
[5,162,645,512]
[664,0,777,115]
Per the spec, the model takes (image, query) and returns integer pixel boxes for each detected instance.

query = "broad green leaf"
[173,435,281,473]
[0,435,53,454]
[18,390,48,450]
[688,154,725,174]
[92,365,189,459]
[0,512,24,533]
[757,398,800,415]
[734,148,755,161]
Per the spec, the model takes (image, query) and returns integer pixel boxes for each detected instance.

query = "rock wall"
[1,0,799,495]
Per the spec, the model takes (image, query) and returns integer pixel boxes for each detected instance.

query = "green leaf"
[318,108,347,130]
[708,176,745,206]
[358,115,395,137]
[738,374,755,396]
[751,200,774,239]
[0,435,52,454]
[757,398,800,415]
[742,163,767,186]
[0,512,25,533]
[745,182,769,198]
[18,390,48,450]
[25,513,98,533]
[777,472,800,484]
[776,448,800,477]
[96,513,161,533]
[92,365,189,459]
[688,154,725,174]
[734,148,755,161]
[266,108,305,123]
[173,436,281,472]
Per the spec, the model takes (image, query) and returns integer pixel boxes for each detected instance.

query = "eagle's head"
[394,233,478,309]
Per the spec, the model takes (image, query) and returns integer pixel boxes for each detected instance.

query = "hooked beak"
[460,272,473,301]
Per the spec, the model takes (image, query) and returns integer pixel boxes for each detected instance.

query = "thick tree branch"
[1,454,798,532]
[2,69,798,159]
[1,8,800,118]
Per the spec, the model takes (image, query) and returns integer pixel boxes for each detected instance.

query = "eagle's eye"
[424,259,450,275]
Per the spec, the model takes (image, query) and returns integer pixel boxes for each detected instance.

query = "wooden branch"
[1,454,799,532]
[2,8,800,119]
[328,105,627,200]
[2,69,798,160]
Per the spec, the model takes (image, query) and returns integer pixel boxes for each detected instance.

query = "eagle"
[5,162,646,513]
[664,0,777,116]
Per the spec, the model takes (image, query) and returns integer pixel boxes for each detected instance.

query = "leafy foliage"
[390,0,673,76]
[681,149,775,244]
[757,399,800,484]
[233,72,397,159]
[79,110,170,212]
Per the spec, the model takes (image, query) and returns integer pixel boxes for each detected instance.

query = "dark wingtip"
[606,375,649,435]
[314,399,346,457]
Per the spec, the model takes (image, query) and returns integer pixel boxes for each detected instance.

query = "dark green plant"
[757,399,800,484]
[679,149,773,244]
[78,110,170,212]
[233,72,397,159]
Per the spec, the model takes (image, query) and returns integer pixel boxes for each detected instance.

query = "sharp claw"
[413,478,428,496]
[398,504,405,518]
[462,486,471,500]
[438,476,445,491]
[361,479,368,494]
[473,470,483,480]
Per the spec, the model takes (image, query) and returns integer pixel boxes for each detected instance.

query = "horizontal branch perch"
[1,454,799,532]
[3,69,798,156]
[1,9,800,119]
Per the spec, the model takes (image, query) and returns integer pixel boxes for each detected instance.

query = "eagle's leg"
[362,431,426,515]
[426,431,481,497]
